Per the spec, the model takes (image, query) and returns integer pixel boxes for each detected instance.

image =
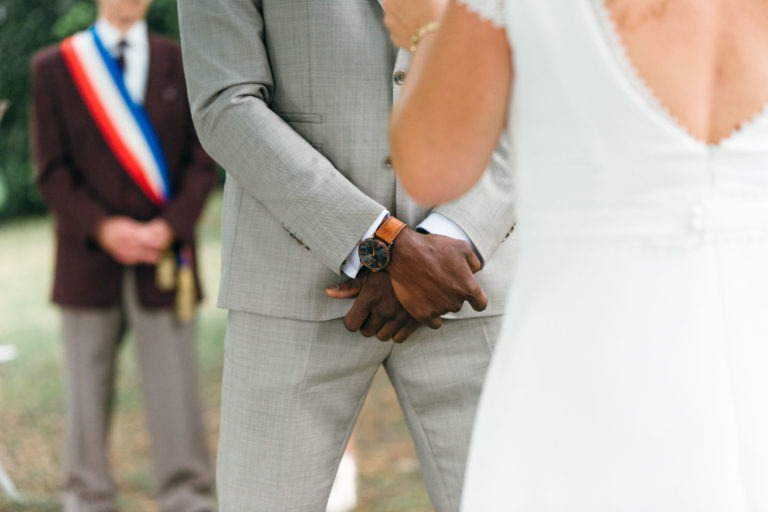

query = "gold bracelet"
[409,20,440,52]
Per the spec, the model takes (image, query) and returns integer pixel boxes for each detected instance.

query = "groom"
[179,1,516,510]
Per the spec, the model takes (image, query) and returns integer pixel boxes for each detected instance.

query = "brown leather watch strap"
[375,216,407,245]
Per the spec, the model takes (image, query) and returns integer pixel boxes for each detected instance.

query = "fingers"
[351,304,422,343]
[326,279,363,299]
[361,303,401,337]
[343,299,370,332]
[141,248,164,265]
[467,286,488,312]
[393,319,422,343]
[139,219,174,251]
[374,310,412,341]
[376,320,399,341]
[425,315,442,329]
[464,247,487,310]
[109,241,162,265]
[466,248,483,273]
[98,216,165,264]
[400,301,444,328]
[361,311,386,338]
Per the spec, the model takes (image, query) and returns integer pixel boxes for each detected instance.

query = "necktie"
[115,40,128,73]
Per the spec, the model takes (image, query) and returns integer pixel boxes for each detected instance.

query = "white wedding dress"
[458,0,768,510]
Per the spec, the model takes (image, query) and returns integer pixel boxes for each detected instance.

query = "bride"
[385,0,768,510]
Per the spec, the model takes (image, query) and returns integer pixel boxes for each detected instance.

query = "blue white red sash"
[61,27,171,206]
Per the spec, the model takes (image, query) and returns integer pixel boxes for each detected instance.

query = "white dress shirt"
[94,18,149,105]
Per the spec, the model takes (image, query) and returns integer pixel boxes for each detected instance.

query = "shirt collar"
[94,18,148,53]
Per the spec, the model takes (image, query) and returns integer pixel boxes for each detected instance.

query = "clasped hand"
[96,216,173,265]
[327,227,487,343]
[387,228,487,328]
[327,270,421,344]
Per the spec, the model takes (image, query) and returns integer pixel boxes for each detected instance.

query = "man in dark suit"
[31,1,215,510]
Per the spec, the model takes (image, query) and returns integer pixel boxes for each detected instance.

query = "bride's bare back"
[606,0,768,144]
[390,0,768,203]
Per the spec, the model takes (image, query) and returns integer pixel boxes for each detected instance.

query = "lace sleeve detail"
[455,0,506,29]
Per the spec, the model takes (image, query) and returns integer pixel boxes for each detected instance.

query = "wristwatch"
[358,216,407,272]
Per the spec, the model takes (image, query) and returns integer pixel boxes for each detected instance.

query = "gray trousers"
[216,311,501,512]
[60,270,213,512]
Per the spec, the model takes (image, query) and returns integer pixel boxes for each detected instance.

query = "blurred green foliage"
[0,2,59,221]
[52,0,180,40]
[0,0,179,223]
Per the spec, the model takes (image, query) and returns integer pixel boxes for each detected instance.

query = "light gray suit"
[179,1,516,510]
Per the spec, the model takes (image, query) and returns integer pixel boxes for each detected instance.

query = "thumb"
[325,278,363,299]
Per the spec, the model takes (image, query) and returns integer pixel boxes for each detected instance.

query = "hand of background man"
[326,270,422,343]
[137,218,174,253]
[386,228,487,328]
[96,216,167,265]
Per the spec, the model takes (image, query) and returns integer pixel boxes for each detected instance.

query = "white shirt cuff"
[341,209,389,278]
[417,212,471,243]
[419,212,482,264]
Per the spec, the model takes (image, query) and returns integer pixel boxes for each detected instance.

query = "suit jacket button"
[393,70,406,85]
[383,156,392,168]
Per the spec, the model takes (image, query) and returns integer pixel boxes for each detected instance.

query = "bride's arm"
[386,0,512,205]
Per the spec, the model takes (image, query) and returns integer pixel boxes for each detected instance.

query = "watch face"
[358,238,390,271]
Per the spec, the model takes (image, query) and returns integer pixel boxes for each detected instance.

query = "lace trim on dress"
[455,0,506,29]
[590,1,693,142]
[591,0,768,148]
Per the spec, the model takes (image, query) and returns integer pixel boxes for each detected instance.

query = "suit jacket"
[179,0,516,321]
[31,33,216,309]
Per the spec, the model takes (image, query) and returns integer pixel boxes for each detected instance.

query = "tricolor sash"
[61,27,196,321]
[61,27,171,206]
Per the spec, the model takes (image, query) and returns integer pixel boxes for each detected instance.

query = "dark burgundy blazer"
[31,34,216,309]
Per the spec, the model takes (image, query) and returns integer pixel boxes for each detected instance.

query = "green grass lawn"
[0,191,431,511]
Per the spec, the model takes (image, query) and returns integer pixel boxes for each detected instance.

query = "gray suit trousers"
[60,270,213,512]
[217,311,501,512]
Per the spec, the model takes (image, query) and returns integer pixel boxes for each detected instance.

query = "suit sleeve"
[178,0,386,274]
[31,51,110,242]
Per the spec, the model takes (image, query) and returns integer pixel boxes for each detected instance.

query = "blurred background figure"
[29,0,216,510]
